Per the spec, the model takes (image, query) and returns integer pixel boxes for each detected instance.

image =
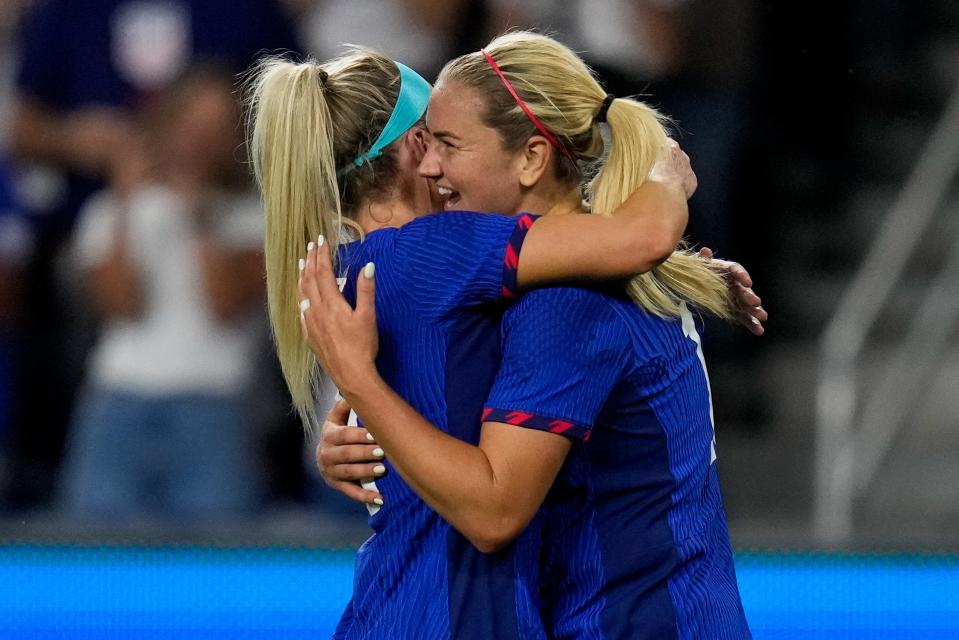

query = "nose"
[418,138,442,178]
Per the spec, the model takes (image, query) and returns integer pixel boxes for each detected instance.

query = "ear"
[406,127,430,163]
[517,135,552,188]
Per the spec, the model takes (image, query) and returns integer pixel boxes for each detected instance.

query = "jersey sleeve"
[483,287,629,441]
[388,211,539,320]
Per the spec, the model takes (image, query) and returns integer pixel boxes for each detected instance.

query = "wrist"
[644,174,686,200]
[335,362,383,405]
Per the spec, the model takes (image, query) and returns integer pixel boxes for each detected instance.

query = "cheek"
[462,165,522,212]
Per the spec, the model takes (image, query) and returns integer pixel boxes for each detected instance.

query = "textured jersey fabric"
[485,286,751,640]
[333,211,546,640]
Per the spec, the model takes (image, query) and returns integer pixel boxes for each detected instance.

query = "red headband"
[480,49,577,165]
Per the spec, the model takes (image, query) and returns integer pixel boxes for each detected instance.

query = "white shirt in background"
[73,184,264,396]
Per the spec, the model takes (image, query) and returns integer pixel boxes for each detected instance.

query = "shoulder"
[397,210,526,238]
[503,287,630,348]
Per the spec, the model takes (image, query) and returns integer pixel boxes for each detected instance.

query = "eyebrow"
[423,120,460,140]
[426,125,460,142]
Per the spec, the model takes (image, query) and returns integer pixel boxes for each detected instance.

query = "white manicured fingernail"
[372,447,384,458]
[366,432,375,442]
[318,234,325,247]
[373,464,386,475]
[307,241,315,252]
[363,262,375,279]
[298,258,305,272]
[298,299,310,312]
[751,317,760,325]
[373,498,384,506]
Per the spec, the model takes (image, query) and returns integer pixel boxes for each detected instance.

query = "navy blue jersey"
[334,211,546,640]
[484,287,751,640]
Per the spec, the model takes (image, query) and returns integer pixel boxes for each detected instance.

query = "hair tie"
[481,49,577,165]
[595,94,615,124]
[318,69,329,85]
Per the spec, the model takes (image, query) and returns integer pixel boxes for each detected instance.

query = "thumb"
[329,397,352,424]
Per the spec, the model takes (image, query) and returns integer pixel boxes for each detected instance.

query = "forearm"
[338,370,510,539]
[610,179,688,270]
[517,179,686,287]
[197,239,263,321]
[91,255,141,318]
[11,100,70,167]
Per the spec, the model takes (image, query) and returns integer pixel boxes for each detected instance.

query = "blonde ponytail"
[247,58,341,430]
[440,31,733,320]
[593,99,733,320]
[245,51,407,431]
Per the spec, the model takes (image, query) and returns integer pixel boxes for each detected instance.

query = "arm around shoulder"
[516,178,686,288]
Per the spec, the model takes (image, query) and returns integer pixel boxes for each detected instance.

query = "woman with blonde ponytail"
[246,43,755,639]
[303,32,757,639]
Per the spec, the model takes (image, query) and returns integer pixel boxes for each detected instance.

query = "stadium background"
[0,0,957,637]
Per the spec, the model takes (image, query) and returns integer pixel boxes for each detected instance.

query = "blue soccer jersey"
[484,287,751,640]
[333,211,547,640]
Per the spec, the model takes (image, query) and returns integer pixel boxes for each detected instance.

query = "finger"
[322,424,376,447]
[355,261,377,325]
[321,443,385,467]
[300,238,324,310]
[312,234,346,306]
[698,247,714,260]
[326,462,388,482]
[737,311,765,336]
[751,305,769,322]
[734,282,762,308]
[330,480,384,506]
[727,263,753,288]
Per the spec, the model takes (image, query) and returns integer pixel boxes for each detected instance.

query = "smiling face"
[418,80,527,214]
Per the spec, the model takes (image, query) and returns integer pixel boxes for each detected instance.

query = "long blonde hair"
[245,50,406,429]
[439,31,733,320]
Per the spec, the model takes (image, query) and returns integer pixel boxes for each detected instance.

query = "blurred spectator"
[0,0,36,500]
[288,0,475,79]
[4,0,298,508]
[11,0,297,225]
[0,161,32,496]
[59,67,266,523]
[0,0,31,147]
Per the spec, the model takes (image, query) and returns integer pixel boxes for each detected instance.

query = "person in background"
[0,160,32,499]
[59,67,266,523]
[285,0,479,80]
[5,0,298,509]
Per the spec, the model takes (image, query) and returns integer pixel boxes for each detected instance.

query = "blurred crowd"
[0,0,760,531]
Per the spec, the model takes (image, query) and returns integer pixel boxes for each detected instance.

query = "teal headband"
[338,61,431,176]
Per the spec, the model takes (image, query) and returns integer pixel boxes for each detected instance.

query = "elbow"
[464,515,526,554]
[655,199,688,259]
[650,228,679,266]
[627,227,677,274]
[623,204,686,274]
